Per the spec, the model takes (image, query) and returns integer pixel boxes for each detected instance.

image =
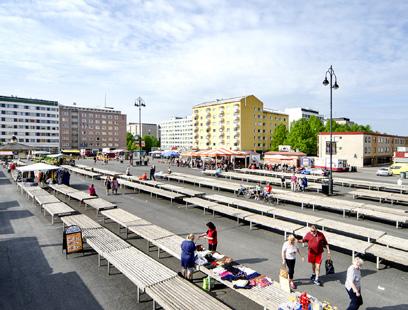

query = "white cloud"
[0,0,407,134]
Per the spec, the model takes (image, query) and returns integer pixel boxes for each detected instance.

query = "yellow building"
[192,95,288,151]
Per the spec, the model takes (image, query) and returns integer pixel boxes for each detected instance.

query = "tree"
[126,132,137,151]
[142,135,160,152]
[286,118,317,155]
[271,124,288,151]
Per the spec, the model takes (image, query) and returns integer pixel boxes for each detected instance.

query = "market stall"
[16,163,60,184]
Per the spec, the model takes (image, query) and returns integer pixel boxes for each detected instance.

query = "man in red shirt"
[300,225,330,286]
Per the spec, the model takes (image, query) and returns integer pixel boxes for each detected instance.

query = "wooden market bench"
[42,202,76,224]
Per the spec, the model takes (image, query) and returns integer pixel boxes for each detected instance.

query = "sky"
[0,0,407,135]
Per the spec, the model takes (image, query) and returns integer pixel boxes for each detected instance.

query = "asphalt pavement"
[1,160,408,309]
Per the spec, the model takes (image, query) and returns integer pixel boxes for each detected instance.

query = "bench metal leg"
[376,256,380,269]
[136,287,140,303]
[98,254,101,267]
[153,301,156,309]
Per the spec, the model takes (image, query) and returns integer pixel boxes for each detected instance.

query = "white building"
[127,122,160,139]
[159,116,193,150]
[284,107,324,127]
[0,95,59,152]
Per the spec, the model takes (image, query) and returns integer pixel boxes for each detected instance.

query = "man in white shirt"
[345,257,363,310]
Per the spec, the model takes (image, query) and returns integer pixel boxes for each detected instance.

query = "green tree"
[142,135,160,152]
[271,124,288,151]
[286,118,317,155]
[126,132,137,151]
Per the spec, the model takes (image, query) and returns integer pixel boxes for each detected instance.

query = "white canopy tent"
[16,163,59,172]
[47,154,63,158]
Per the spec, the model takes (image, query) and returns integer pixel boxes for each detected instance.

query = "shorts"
[208,243,217,252]
[308,251,323,264]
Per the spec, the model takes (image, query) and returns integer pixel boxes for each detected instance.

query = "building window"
[326,141,337,155]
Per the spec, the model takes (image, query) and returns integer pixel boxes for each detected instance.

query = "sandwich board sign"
[63,225,83,256]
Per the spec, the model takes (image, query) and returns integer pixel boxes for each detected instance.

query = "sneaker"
[310,274,316,281]
[313,279,321,286]
[290,282,297,290]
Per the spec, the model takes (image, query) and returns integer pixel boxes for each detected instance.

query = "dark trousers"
[346,288,363,310]
[208,243,217,252]
[285,258,296,279]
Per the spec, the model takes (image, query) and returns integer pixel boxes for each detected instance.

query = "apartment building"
[318,132,408,167]
[0,95,59,152]
[192,95,288,151]
[59,105,127,150]
[127,122,160,139]
[160,116,193,150]
[284,107,324,127]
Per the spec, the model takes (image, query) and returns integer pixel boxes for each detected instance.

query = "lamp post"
[323,65,339,195]
[134,97,146,165]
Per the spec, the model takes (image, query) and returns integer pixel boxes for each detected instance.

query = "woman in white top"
[345,257,363,310]
[281,235,304,289]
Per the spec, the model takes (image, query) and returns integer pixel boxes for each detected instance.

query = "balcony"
[194,127,199,132]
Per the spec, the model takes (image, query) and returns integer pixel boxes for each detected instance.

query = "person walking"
[111,176,119,195]
[199,222,218,252]
[104,176,112,195]
[88,184,97,197]
[300,225,330,286]
[290,173,298,192]
[282,235,304,290]
[179,233,196,281]
[150,165,156,181]
[125,166,131,176]
[345,257,364,310]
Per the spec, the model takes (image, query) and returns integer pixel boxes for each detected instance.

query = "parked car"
[310,168,329,176]
[300,169,311,175]
[376,167,392,176]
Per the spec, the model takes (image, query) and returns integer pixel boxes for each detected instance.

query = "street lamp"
[135,97,146,165]
[323,65,339,195]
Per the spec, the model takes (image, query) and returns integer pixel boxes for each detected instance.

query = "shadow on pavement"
[0,178,12,185]
[367,306,408,310]
[0,200,20,210]
[0,237,103,310]
[0,209,33,235]
[235,257,269,264]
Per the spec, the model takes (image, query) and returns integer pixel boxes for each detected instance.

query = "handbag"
[279,264,290,292]
[279,264,289,279]
[325,259,335,275]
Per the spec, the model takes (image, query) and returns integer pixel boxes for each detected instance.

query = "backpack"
[325,259,335,275]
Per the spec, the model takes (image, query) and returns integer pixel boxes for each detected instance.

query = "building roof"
[0,142,33,151]
[0,95,58,106]
[265,151,306,156]
[194,95,249,108]
[318,132,408,139]
[263,108,288,116]
[59,104,122,114]
[128,122,158,126]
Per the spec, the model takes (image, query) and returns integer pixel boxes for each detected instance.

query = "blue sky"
[0,0,407,134]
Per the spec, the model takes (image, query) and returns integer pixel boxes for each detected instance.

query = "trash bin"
[321,184,329,195]
[400,172,406,179]
[321,178,334,195]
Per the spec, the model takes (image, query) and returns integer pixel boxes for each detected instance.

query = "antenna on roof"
[104,91,113,109]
